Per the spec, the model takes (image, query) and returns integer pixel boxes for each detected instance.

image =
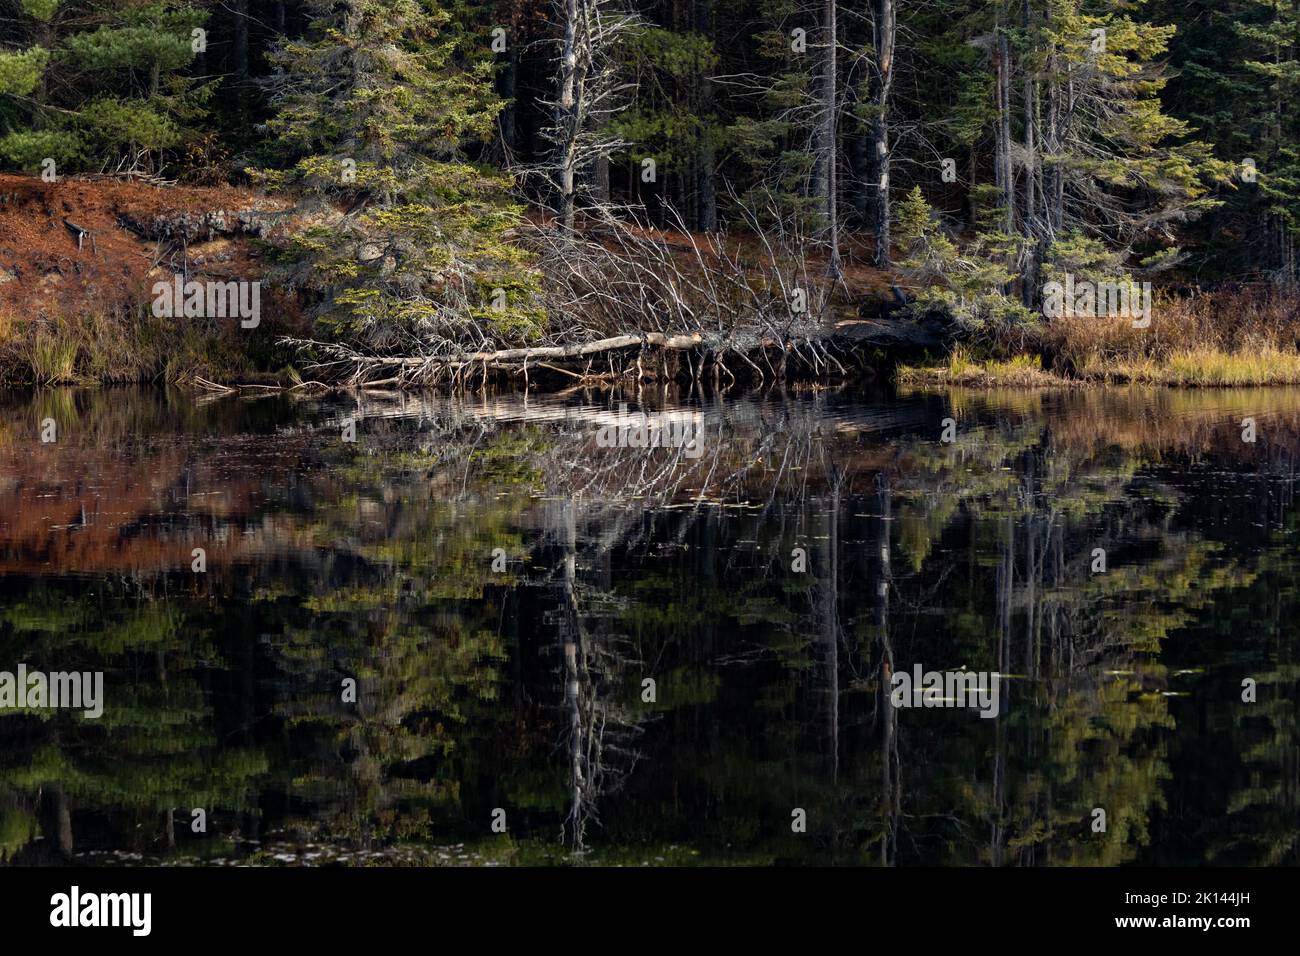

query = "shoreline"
[899,344,1300,390]
[4,169,1299,392]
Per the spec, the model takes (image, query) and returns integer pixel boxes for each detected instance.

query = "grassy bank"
[0,173,299,387]
[900,345,1300,388]
[6,168,1298,390]
[898,351,1078,388]
[0,309,263,386]
[901,289,1300,388]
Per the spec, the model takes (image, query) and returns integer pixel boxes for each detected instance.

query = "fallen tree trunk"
[338,318,951,369]
[289,313,957,388]
[348,331,710,369]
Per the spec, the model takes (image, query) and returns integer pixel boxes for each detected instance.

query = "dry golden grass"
[910,288,1300,388]
[0,308,255,385]
[1091,347,1300,386]
[898,347,1078,388]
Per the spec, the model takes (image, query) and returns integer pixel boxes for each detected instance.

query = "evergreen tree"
[723,0,821,229]
[260,0,544,356]
[0,1,211,174]
[609,23,719,226]
[895,184,1030,327]
[1031,2,1230,266]
[1237,0,1300,284]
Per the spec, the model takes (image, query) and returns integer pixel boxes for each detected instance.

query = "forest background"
[1,0,1297,387]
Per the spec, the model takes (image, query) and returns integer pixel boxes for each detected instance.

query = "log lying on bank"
[299,315,956,388]
[348,331,710,369]
[62,218,97,253]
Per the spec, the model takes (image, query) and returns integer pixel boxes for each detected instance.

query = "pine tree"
[895,184,1031,328]
[0,1,211,174]
[925,1,1233,303]
[260,0,544,356]
[1237,0,1300,285]
[1031,2,1231,264]
[609,24,719,226]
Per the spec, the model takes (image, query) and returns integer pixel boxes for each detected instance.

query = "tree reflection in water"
[0,384,1296,865]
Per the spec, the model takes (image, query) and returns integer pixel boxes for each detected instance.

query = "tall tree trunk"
[823,0,842,277]
[696,0,717,231]
[1021,0,1039,307]
[33,18,53,121]
[995,29,1015,236]
[500,36,518,164]
[698,139,717,231]
[869,0,896,268]
[1054,70,1073,232]
[232,0,249,81]
[589,107,610,204]
[967,148,979,228]
[1041,0,1061,291]
[851,84,871,224]
[556,0,579,232]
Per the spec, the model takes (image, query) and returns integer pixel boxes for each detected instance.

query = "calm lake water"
[1,384,1297,866]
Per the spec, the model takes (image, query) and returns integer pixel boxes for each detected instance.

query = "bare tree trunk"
[995,29,1015,236]
[964,148,978,227]
[588,102,610,204]
[233,0,250,76]
[696,0,718,231]
[852,84,871,224]
[500,37,518,164]
[592,152,610,203]
[1044,2,1060,235]
[1054,69,1073,233]
[556,0,580,233]
[869,0,896,268]
[1021,0,1039,307]
[823,0,842,277]
[698,139,717,231]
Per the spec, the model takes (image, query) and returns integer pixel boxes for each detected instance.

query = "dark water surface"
[1,384,1297,866]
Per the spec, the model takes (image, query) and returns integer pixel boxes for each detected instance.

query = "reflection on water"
[0,384,1297,866]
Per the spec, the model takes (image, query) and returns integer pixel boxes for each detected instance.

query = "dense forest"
[0,0,1298,386]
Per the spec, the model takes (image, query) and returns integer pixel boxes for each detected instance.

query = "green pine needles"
[0,1,212,173]
[259,0,545,358]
